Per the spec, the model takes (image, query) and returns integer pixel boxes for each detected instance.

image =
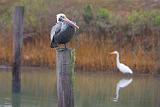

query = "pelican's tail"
[50,38,58,48]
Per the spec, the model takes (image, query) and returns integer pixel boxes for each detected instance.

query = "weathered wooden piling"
[56,48,75,107]
[12,6,24,93]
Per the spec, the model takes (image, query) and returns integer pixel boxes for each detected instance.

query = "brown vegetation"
[0,0,160,74]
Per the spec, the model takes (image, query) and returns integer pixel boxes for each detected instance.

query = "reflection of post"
[12,6,24,93]
[12,94,21,107]
[56,48,75,107]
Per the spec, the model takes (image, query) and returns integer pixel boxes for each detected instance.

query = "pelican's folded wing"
[50,22,62,41]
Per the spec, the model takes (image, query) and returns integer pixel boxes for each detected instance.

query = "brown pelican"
[50,13,79,48]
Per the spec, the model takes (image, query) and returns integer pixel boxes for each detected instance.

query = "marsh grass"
[0,0,160,73]
[0,32,158,74]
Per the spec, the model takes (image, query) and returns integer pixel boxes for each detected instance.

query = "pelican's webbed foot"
[64,44,67,48]
[50,42,58,48]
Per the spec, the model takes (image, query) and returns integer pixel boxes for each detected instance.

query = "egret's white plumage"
[110,51,133,74]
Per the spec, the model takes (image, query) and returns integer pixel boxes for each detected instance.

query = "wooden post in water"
[56,48,75,107]
[12,6,24,93]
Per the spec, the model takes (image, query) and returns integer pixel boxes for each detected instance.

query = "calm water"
[0,67,160,107]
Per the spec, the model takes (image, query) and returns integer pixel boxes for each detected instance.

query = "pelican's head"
[56,13,66,22]
[56,13,79,29]
[110,51,119,55]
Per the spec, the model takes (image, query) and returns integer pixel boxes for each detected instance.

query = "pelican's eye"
[61,16,65,18]
[58,18,62,21]
[59,16,65,21]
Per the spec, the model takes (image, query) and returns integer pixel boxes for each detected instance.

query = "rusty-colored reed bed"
[0,32,159,74]
[0,0,160,74]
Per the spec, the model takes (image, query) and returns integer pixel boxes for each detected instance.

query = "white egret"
[113,78,133,102]
[110,51,133,74]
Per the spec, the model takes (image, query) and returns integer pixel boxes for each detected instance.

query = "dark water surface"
[0,67,160,107]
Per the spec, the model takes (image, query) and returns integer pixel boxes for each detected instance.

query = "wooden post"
[56,48,75,107]
[12,6,24,93]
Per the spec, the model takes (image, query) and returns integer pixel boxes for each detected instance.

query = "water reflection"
[0,68,160,107]
[12,93,21,107]
[113,78,133,102]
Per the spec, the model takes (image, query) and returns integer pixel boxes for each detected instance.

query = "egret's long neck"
[116,53,120,66]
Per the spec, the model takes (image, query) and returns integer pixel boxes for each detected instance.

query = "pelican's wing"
[50,22,62,41]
